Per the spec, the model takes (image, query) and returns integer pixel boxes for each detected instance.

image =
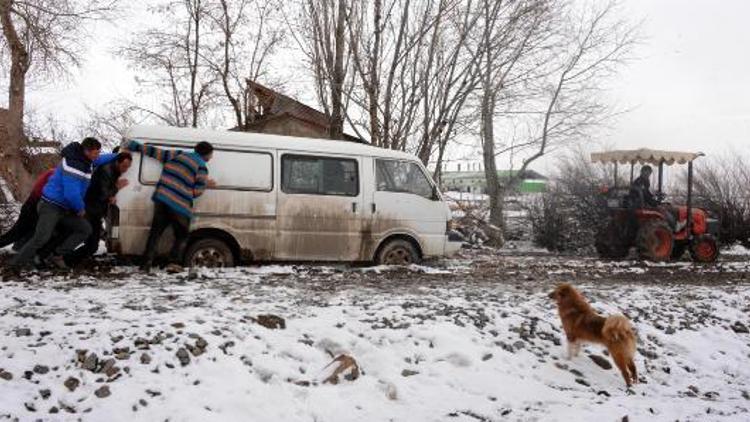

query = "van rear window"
[281,155,358,196]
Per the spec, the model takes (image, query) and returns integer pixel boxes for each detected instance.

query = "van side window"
[282,155,359,196]
[139,145,273,191]
[376,159,433,199]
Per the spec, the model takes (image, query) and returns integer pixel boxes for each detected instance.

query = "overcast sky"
[11,0,750,171]
[603,0,750,155]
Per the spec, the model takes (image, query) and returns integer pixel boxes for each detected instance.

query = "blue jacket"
[42,143,117,213]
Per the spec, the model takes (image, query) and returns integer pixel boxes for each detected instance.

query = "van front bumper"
[445,230,464,255]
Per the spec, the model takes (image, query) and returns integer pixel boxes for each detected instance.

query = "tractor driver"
[631,165,681,231]
[631,165,658,207]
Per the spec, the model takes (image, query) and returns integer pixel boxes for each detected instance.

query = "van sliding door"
[276,153,365,261]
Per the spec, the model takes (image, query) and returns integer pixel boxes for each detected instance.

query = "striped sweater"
[127,141,209,218]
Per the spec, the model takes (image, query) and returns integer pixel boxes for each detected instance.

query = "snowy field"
[1,250,749,421]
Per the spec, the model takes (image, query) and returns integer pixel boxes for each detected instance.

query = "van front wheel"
[185,237,235,268]
[376,239,421,266]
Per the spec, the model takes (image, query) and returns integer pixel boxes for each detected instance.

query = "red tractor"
[592,149,720,263]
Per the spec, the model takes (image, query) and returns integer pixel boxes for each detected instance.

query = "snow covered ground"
[1,252,749,421]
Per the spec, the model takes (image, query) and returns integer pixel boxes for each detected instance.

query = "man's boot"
[46,255,69,270]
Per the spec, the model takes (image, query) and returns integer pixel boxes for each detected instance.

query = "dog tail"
[602,315,636,351]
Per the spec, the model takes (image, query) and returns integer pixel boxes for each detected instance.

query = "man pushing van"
[126,140,215,272]
[8,137,117,272]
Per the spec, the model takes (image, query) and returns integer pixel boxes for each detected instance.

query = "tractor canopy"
[591,148,703,165]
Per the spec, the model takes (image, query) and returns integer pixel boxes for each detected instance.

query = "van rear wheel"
[376,239,421,266]
[185,237,235,268]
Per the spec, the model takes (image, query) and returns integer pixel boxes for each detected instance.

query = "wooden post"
[686,160,694,239]
[658,160,664,194]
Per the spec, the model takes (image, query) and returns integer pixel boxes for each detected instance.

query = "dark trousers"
[10,201,92,266]
[0,199,38,249]
[65,214,104,266]
[143,200,190,265]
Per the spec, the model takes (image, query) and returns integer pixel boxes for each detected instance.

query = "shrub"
[526,151,613,253]
[681,154,750,247]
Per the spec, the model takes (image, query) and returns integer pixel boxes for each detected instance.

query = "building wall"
[441,171,547,195]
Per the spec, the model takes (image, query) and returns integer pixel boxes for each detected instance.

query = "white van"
[108,125,462,267]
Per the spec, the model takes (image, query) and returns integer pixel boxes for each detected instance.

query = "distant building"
[232,81,366,143]
[441,168,547,195]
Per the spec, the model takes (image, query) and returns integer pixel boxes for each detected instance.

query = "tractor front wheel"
[636,220,674,262]
[690,234,719,263]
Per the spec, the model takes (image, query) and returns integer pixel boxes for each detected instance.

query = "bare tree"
[204,0,285,130]
[514,1,637,175]
[290,0,353,140]
[24,109,75,146]
[681,153,750,247]
[121,0,215,128]
[75,100,153,148]
[0,0,116,199]
[475,0,553,245]
[413,0,488,174]
[345,0,438,149]
[329,0,488,173]
[476,0,638,245]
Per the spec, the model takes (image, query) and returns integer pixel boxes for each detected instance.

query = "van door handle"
[352,202,357,213]
[371,203,376,213]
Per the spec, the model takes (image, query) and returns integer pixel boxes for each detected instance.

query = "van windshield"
[376,159,434,199]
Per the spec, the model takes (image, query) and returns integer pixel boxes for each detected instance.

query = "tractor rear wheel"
[636,220,674,262]
[690,234,719,263]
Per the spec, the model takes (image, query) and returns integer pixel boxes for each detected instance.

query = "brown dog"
[549,283,638,387]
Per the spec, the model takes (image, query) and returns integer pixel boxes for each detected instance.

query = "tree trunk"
[189,0,202,128]
[0,0,33,200]
[481,87,504,247]
[219,0,243,129]
[368,0,381,145]
[329,0,346,140]
[432,146,446,187]
[417,140,432,166]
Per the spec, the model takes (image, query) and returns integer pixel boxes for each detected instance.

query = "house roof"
[241,81,367,143]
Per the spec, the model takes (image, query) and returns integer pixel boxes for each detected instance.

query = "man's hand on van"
[117,179,129,190]
[126,140,142,151]
[207,178,218,188]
